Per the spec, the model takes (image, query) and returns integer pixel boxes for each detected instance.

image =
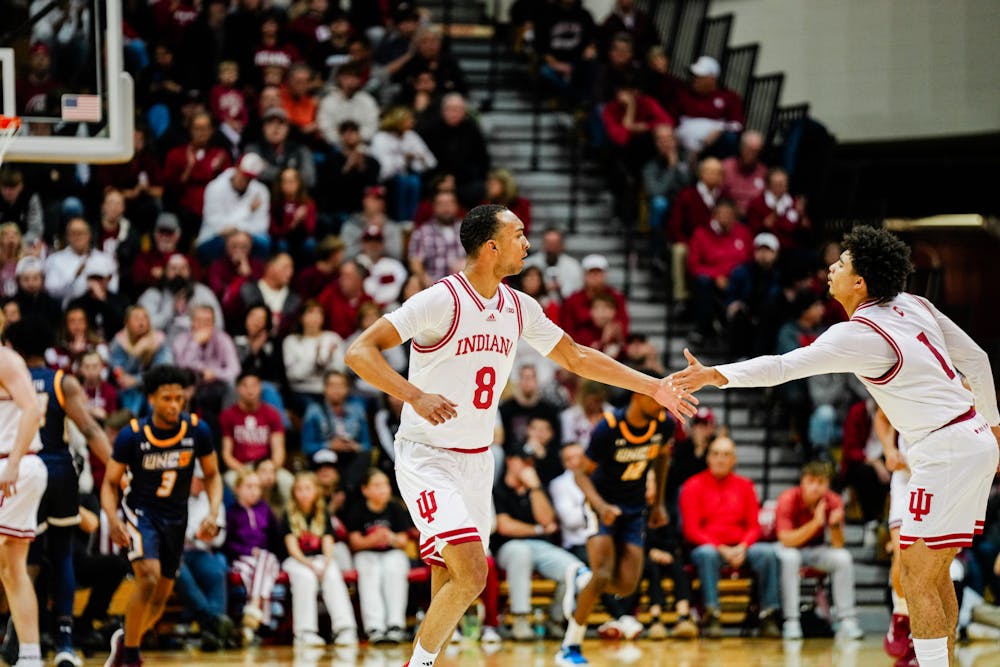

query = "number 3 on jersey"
[156,470,178,497]
[473,367,496,409]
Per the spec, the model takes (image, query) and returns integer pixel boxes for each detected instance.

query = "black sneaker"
[702,608,722,639]
[758,610,782,639]
[103,629,124,667]
[199,631,221,653]
[0,617,18,667]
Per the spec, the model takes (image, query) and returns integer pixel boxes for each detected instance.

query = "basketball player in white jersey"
[670,226,1000,667]
[346,205,697,667]
[0,343,49,667]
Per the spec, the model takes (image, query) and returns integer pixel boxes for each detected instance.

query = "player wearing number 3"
[670,226,1000,667]
[100,365,223,667]
[346,205,698,667]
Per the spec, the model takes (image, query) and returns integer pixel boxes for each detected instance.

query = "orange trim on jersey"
[143,420,188,448]
[130,419,140,433]
[191,414,199,426]
[620,419,659,444]
[53,370,66,408]
[412,279,462,353]
[603,411,618,428]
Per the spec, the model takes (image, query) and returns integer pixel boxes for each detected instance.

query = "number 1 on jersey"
[473,367,496,409]
[916,331,956,379]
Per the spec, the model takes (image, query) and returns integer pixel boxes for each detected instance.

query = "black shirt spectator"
[317,121,381,218]
[344,500,412,553]
[418,94,490,208]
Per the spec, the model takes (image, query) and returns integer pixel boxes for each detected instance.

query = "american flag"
[61,94,102,122]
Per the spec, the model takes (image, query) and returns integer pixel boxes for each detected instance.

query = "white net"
[0,117,21,167]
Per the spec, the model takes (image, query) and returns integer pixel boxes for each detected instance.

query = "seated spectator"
[665,406,715,517]
[225,470,283,643]
[255,458,289,516]
[355,227,408,309]
[640,46,683,119]
[197,153,271,259]
[642,124,691,270]
[94,189,140,289]
[370,107,437,222]
[317,61,380,147]
[341,186,405,260]
[515,265,562,324]
[345,468,414,644]
[281,471,358,647]
[245,107,317,189]
[13,256,61,324]
[280,63,320,142]
[775,461,864,641]
[206,231,266,300]
[621,333,666,376]
[397,69,442,127]
[483,169,532,236]
[372,394,403,476]
[550,443,592,560]
[174,467,233,652]
[220,371,292,494]
[210,60,249,130]
[745,168,812,253]
[92,124,164,234]
[44,218,118,305]
[139,253,224,343]
[407,191,465,286]
[294,235,346,299]
[598,0,658,65]
[535,0,598,106]
[667,157,723,305]
[561,254,629,343]
[162,111,231,238]
[582,294,625,360]
[0,167,44,245]
[418,93,490,207]
[592,32,640,104]
[309,9,351,80]
[48,306,110,374]
[302,370,372,493]
[674,56,744,157]
[523,228,584,300]
[500,365,563,456]
[0,224,22,299]
[396,27,468,98]
[721,131,767,217]
[77,351,118,425]
[283,301,347,410]
[492,447,589,640]
[223,252,301,339]
[679,435,781,638]
[601,74,672,172]
[270,167,317,265]
[172,304,241,422]
[726,232,782,358]
[109,306,173,414]
[686,200,752,346]
[373,5,420,74]
[316,120,381,220]
[343,302,408,400]
[233,305,286,401]
[513,416,563,486]
[412,173,467,227]
[560,381,612,450]
[318,259,374,339]
[66,254,129,340]
[131,213,183,294]
[841,398,892,543]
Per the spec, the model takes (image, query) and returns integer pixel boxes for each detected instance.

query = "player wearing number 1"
[670,226,1000,667]
[346,205,697,667]
[100,365,222,667]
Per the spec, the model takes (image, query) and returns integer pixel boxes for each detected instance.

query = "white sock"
[409,640,439,667]
[891,589,909,616]
[562,618,586,648]
[912,637,949,667]
[19,643,41,660]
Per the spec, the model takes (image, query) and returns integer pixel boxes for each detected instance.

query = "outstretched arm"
[61,373,112,463]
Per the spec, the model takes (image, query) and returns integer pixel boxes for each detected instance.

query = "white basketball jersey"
[851,293,974,444]
[0,387,43,456]
[385,272,564,451]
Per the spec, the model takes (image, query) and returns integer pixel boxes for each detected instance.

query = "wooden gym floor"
[73,639,1000,667]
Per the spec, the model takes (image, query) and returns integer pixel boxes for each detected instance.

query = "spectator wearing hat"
[418,93,490,207]
[745,167,811,253]
[0,167,44,245]
[138,253,224,343]
[66,253,130,339]
[318,259,374,339]
[726,232,782,359]
[269,167,318,266]
[316,120,381,219]
[220,371,292,494]
[223,252,302,339]
[407,189,465,286]
[162,111,231,236]
[686,199,752,346]
[667,157,723,304]
[560,254,630,343]
[197,153,272,260]
[355,226,408,309]
[340,186,405,260]
[317,61,381,147]
[245,106,317,189]
[131,213,183,293]
[294,236,346,299]
[108,305,174,414]
[12,255,61,324]
[674,55,744,157]
[44,218,119,305]
[370,107,437,222]
[301,370,372,493]
[721,131,767,217]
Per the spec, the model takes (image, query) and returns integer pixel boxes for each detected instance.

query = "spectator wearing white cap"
[13,255,62,324]
[355,226,408,309]
[65,253,129,339]
[44,217,119,305]
[674,55,744,157]
[560,253,630,344]
[726,232,783,359]
[197,153,272,260]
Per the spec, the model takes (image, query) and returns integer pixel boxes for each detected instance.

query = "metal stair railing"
[744,73,784,134]
[667,0,709,76]
[697,14,733,65]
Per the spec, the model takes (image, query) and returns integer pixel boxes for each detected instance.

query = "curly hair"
[841,225,912,302]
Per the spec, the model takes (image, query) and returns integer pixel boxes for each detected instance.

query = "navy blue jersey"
[30,367,69,453]
[586,407,675,507]
[113,413,214,522]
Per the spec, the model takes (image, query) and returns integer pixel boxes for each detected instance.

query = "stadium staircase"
[424,0,889,624]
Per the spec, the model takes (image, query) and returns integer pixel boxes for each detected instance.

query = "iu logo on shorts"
[416,489,438,523]
[909,487,933,522]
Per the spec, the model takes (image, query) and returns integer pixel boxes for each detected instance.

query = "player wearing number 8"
[346,204,698,667]
[670,226,1000,667]
[100,365,222,667]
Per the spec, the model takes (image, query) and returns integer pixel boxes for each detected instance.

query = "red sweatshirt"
[687,221,752,279]
[601,94,673,146]
[667,185,714,243]
[680,469,761,547]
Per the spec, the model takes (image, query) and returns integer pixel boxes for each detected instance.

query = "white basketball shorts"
[394,438,494,568]
[0,454,47,539]
[899,410,997,550]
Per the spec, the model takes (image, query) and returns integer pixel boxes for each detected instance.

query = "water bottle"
[532,608,546,639]
[461,609,481,640]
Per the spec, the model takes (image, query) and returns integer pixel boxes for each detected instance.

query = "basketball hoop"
[0,116,22,167]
